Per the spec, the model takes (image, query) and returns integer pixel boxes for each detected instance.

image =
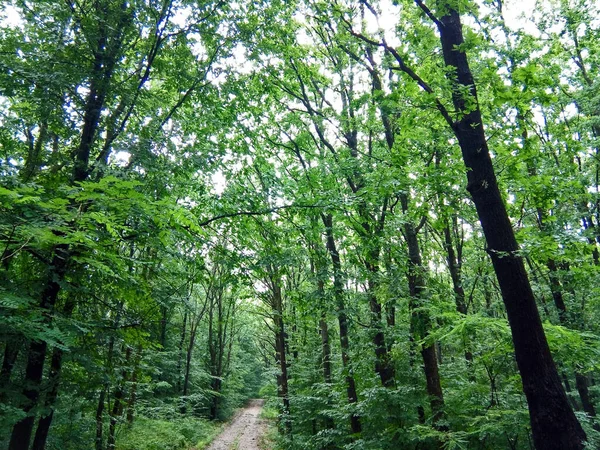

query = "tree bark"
[95,388,106,450]
[430,7,586,448]
[404,215,446,427]
[272,278,291,434]
[0,339,21,403]
[107,346,131,450]
[9,248,68,450]
[323,214,362,434]
[31,346,62,450]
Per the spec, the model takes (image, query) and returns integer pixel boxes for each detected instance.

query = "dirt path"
[205,399,267,450]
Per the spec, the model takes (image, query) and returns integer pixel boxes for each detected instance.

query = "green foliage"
[2,0,600,449]
[116,417,222,450]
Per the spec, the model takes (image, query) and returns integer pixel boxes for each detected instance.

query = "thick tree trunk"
[433,8,586,448]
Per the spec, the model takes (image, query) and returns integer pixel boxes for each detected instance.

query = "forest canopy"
[1,0,599,449]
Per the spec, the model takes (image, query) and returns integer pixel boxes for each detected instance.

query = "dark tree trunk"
[442,221,473,364]
[95,388,106,450]
[546,261,598,425]
[177,310,187,394]
[366,257,395,388]
[319,311,332,384]
[8,8,128,446]
[31,348,62,450]
[107,346,131,450]
[0,339,21,402]
[31,297,77,450]
[431,8,586,448]
[9,249,68,450]
[404,217,445,427]
[323,214,361,434]
[126,348,141,424]
[181,326,195,410]
[317,275,335,432]
[272,279,291,434]
[159,304,168,350]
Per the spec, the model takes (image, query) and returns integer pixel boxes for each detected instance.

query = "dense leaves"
[1,0,600,449]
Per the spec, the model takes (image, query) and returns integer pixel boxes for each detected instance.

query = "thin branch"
[414,0,444,29]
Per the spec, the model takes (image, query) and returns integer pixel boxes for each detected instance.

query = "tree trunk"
[95,388,106,450]
[126,348,141,424]
[9,248,68,450]
[404,216,446,427]
[318,276,335,432]
[31,296,77,450]
[107,346,131,450]
[8,9,128,446]
[546,260,598,425]
[432,8,586,448]
[322,214,361,434]
[272,279,291,434]
[31,347,63,450]
[177,310,187,394]
[0,339,21,403]
[319,311,332,384]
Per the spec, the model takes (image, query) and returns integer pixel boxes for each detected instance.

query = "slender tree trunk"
[442,221,474,364]
[181,326,195,412]
[31,297,77,450]
[323,214,361,434]
[9,249,68,450]
[431,8,586,448]
[177,310,187,394]
[159,304,168,350]
[366,57,443,420]
[404,216,446,427]
[0,339,21,402]
[318,277,335,431]
[95,388,106,450]
[545,259,598,426]
[126,348,141,424]
[107,346,131,450]
[30,347,63,450]
[366,256,395,388]
[8,9,128,446]
[272,279,291,434]
[319,311,332,384]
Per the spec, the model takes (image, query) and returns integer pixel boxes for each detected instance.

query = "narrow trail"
[205,399,268,450]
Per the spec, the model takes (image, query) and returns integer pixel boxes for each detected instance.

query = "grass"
[258,403,279,450]
[116,416,223,450]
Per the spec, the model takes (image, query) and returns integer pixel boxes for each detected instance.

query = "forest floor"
[204,399,269,450]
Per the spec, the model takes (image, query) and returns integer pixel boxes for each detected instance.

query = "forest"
[0,0,599,449]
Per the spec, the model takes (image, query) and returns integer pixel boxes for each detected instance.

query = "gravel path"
[205,399,267,450]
